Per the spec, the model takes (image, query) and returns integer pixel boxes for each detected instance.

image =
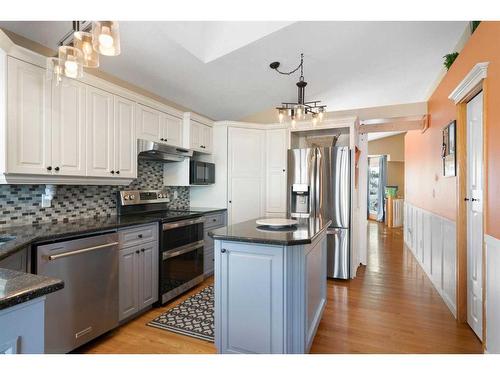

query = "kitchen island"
[209,217,330,354]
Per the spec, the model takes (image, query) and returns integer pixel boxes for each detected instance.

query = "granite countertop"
[0,268,63,311]
[209,217,332,246]
[0,215,162,262]
[189,207,227,214]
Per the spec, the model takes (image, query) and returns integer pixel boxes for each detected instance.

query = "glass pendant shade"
[92,21,121,56]
[58,46,84,79]
[74,31,99,68]
[47,57,64,84]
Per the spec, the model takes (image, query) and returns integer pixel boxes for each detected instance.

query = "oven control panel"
[119,190,170,206]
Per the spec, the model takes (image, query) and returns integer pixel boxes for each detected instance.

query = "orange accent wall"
[405,21,500,238]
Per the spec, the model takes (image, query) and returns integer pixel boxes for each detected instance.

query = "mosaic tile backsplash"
[0,160,189,227]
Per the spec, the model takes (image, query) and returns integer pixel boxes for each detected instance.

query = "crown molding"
[449,62,489,104]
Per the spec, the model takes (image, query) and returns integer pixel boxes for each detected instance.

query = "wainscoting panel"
[486,234,500,354]
[404,202,457,317]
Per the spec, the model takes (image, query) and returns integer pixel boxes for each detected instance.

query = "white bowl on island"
[255,218,298,227]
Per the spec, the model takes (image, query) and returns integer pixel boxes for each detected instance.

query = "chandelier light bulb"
[312,114,318,126]
[318,110,325,122]
[278,109,284,123]
[291,118,297,128]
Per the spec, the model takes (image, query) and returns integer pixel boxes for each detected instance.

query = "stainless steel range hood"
[137,139,193,162]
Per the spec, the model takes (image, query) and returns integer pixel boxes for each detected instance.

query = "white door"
[51,78,86,176]
[86,86,114,177]
[466,91,484,340]
[227,127,265,225]
[163,114,183,147]
[265,128,287,214]
[136,104,161,142]
[114,96,136,178]
[7,57,52,175]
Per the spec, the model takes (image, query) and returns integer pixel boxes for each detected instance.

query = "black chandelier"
[270,53,326,126]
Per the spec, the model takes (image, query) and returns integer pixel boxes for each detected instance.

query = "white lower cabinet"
[217,242,284,354]
[214,233,327,354]
[118,225,159,321]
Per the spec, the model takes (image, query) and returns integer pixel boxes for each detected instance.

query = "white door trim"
[449,62,489,104]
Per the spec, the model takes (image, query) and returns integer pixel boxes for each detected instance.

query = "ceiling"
[0,21,467,120]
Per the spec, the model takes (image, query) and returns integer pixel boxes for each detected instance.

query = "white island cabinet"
[212,217,329,354]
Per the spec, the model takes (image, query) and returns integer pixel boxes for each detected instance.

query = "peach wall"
[405,21,500,238]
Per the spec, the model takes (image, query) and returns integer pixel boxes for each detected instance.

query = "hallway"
[310,221,482,353]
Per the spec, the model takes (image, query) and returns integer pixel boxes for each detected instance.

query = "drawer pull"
[221,248,227,253]
[138,234,143,238]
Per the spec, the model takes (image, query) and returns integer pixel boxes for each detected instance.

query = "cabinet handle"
[47,166,52,171]
[283,169,286,172]
[464,197,470,201]
[135,250,140,254]
[110,170,115,174]
[160,138,164,141]
[138,234,143,238]
[213,218,216,222]
[141,248,145,252]
[165,138,168,142]
[55,166,60,172]
[221,248,227,253]
[116,171,120,175]
[471,198,480,202]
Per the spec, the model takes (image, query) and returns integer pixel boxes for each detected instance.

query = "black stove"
[117,189,205,305]
[116,190,201,222]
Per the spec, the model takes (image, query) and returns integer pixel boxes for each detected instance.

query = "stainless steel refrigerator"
[287,146,351,279]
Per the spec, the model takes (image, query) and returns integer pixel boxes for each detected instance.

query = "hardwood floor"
[79,221,482,354]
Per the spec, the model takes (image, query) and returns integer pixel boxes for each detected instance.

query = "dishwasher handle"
[47,242,119,261]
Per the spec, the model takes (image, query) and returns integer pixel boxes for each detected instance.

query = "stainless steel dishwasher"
[35,232,119,353]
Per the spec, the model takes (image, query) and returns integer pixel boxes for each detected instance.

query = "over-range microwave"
[190,160,215,185]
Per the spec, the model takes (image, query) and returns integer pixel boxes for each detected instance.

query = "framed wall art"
[442,120,456,177]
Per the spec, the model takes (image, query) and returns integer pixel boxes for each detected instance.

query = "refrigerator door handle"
[327,228,341,235]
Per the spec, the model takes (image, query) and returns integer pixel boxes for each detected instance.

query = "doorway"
[466,91,484,340]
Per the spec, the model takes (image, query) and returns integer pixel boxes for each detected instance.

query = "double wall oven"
[118,190,205,304]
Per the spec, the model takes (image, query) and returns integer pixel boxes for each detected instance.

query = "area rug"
[147,286,214,342]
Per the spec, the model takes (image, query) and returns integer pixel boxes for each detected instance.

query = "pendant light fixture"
[92,21,121,56]
[58,45,84,79]
[270,53,326,127]
[51,20,121,81]
[74,31,99,67]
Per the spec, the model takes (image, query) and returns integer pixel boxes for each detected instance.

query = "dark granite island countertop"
[209,216,331,246]
[0,268,63,311]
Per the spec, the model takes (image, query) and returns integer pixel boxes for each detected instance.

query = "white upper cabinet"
[114,96,136,178]
[86,86,115,177]
[136,103,183,147]
[162,113,183,147]
[266,128,288,214]
[184,112,213,154]
[51,78,86,176]
[6,57,51,175]
[135,104,162,142]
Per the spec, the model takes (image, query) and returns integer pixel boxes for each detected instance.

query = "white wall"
[404,201,457,317]
[486,234,500,353]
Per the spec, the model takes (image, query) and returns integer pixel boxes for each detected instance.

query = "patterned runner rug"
[147,286,214,342]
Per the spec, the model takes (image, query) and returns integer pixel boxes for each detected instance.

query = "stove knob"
[123,194,130,201]
[158,193,164,198]
[130,194,136,200]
